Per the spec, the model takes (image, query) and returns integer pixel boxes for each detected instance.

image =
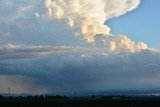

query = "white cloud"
[44,0,140,42]
[43,0,148,53]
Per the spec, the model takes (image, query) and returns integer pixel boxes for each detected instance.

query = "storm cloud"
[0,0,159,94]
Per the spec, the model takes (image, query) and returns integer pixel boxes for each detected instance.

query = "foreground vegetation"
[1,95,160,107]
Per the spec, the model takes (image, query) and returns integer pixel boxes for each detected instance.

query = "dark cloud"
[0,45,160,93]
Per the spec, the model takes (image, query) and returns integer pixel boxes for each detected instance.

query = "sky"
[108,0,160,49]
[0,0,160,95]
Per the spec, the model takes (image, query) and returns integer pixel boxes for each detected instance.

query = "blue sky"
[108,0,160,49]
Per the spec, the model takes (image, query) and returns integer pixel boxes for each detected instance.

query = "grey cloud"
[0,45,100,60]
[0,0,42,23]
[0,46,160,93]
[0,29,11,38]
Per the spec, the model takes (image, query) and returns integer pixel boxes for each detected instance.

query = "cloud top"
[44,0,147,53]
[44,0,140,42]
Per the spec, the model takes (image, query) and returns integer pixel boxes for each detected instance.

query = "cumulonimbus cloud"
[44,0,148,53]
[0,0,159,94]
[44,0,140,41]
